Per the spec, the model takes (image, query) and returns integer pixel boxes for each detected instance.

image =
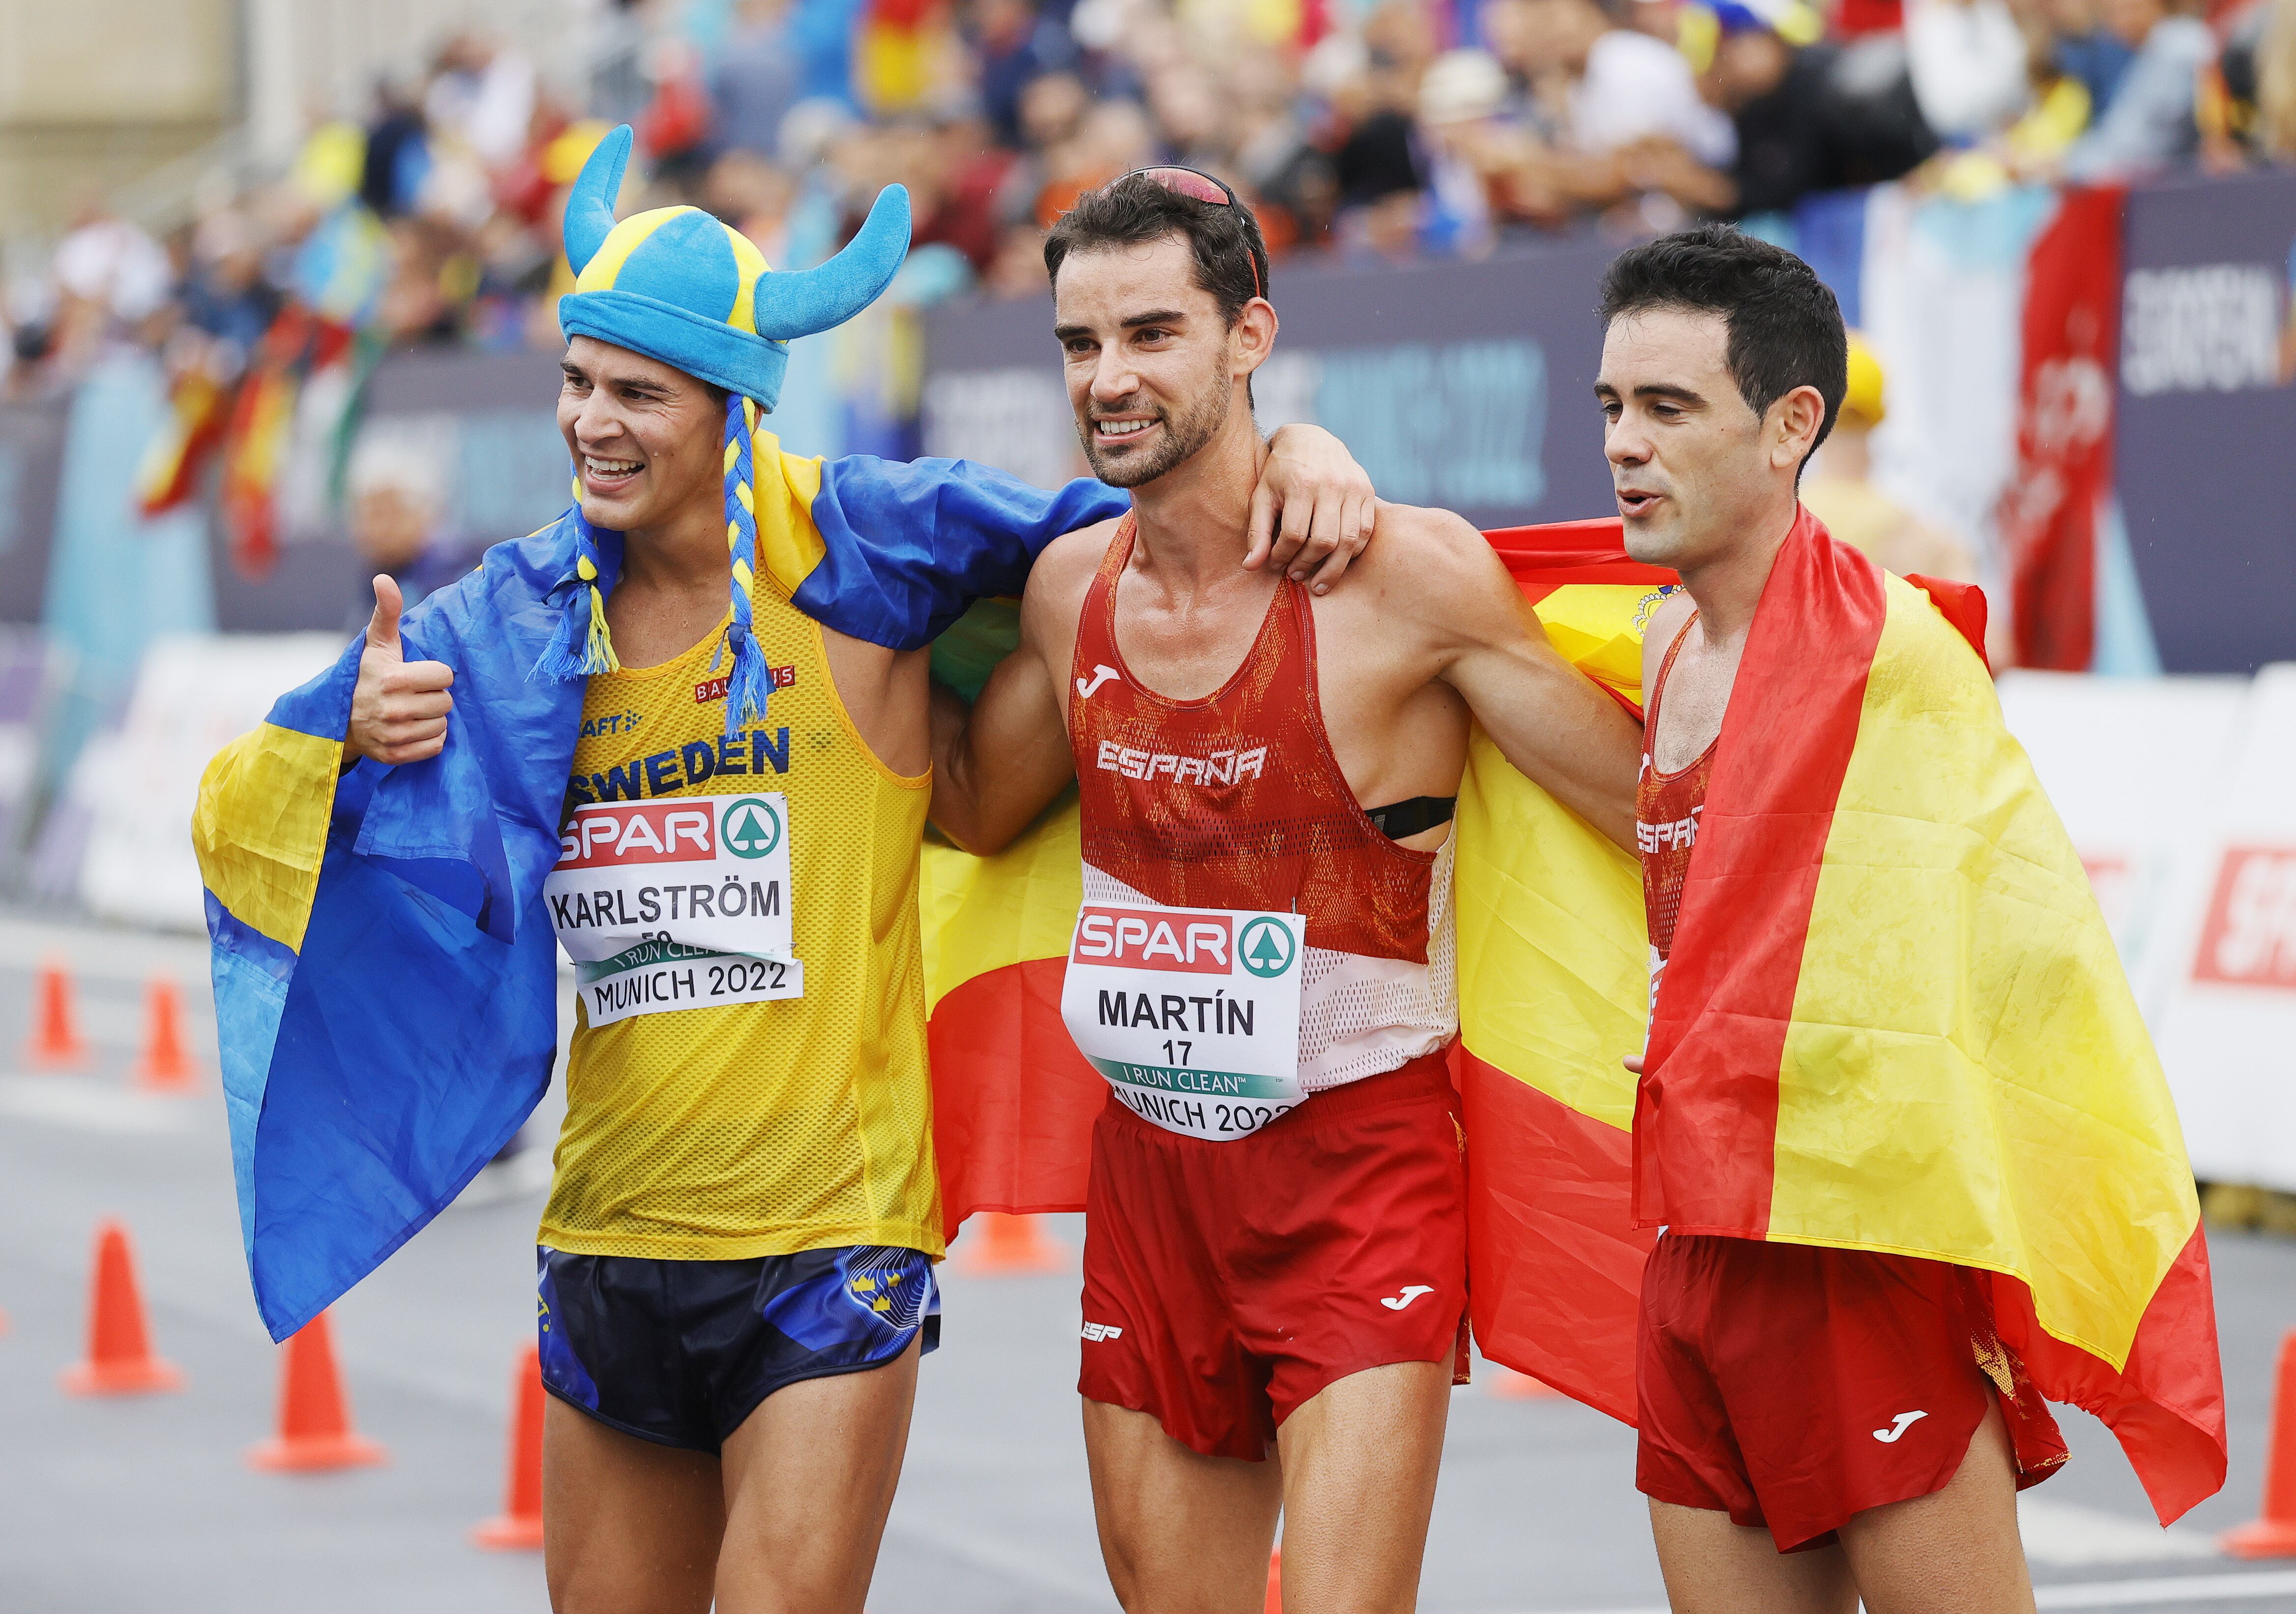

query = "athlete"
[926,170,1644,1613]
[206,129,1374,1614]
[1604,227,2219,1610]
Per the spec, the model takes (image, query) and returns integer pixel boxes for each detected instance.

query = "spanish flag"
[1643,507,2223,1523]
[922,512,2226,1522]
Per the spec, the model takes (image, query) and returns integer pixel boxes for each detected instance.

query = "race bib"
[1059,901,1307,1141]
[547,793,803,1025]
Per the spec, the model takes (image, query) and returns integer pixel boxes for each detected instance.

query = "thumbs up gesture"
[345,575,457,766]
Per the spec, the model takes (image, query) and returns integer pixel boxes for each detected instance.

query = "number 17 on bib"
[1058,902,1308,1141]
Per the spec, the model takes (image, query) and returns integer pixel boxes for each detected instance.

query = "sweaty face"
[1054,235,1242,490]
[557,336,724,535]
[1595,308,1775,573]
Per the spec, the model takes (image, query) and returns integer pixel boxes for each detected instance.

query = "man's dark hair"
[1598,224,1848,465]
[1043,172,1271,326]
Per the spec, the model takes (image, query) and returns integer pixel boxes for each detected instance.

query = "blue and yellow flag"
[194,439,1124,1341]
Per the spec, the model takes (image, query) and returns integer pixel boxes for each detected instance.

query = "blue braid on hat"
[715,393,773,738]
[531,477,620,681]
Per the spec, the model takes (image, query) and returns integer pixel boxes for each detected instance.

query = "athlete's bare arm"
[928,520,1119,854]
[1364,504,1644,850]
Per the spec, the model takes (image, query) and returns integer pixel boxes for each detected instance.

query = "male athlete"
[203,129,1372,1614]
[927,171,1643,1613]
[1603,227,2221,1610]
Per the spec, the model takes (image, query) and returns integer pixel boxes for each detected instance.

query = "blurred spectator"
[2259,0,2296,158]
[711,0,807,157]
[972,0,1083,146]
[2060,0,2214,177]
[359,79,432,220]
[2047,0,2139,117]
[48,199,174,371]
[1514,0,1737,164]
[1905,0,2031,141]
[1627,22,1936,217]
[345,437,480,614]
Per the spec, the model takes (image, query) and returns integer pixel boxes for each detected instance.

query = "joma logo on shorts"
[1095,740,1267,786]
[1081,1321,1124,1343]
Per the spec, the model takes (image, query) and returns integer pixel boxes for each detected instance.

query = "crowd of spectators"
[7,0,2295,399]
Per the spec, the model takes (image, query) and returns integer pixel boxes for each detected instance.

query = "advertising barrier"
[2151,663,2296,1188]
[2116,170,2296,674]
[919,235,1621,532]
[72,633,343,932]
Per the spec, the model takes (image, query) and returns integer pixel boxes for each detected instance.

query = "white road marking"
[1473,1568,2296,1614]
[2018,1495,2217,1566]
[2035,1569,2296,1607]
[0,1074,196,1133]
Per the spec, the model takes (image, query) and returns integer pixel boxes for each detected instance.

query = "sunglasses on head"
[1109,166,1263,299]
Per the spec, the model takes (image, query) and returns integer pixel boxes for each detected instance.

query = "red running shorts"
[1077,1052,1469,1461]
[1636,1232,2069,1552]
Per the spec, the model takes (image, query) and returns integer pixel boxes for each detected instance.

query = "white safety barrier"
[77,633,343,933]
[2147,663,2296,1189]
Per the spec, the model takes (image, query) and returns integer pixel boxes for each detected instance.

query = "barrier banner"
[919,238,1621,530]
[2001,186,2123,670]
[0,398,68,625]
[2152,663,2296,1188]
[2116,169,2296,674]
[76,632,343,932]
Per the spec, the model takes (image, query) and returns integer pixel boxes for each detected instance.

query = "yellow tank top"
[539,579,940,1261]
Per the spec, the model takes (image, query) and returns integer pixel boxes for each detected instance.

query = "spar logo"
[1072,907,1231,974]
[720,797,782,859]
[1237,917,1296,978]
[2192,847,2296,989]
[557,801,713,869]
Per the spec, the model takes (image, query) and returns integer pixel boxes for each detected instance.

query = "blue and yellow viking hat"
[539,124,912,737]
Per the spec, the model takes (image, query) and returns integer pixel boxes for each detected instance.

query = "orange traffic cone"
[134,978,199,1094]
[247,1311,386,1471]
[1265,1546,1282,1613]
[1487,1363,1564,1400]
[24,958,88,1071]
[955,1212,1067,1276]
[472,1342,546,1550]
[2224,1328,2296,1556]
[59,1220,182,1395]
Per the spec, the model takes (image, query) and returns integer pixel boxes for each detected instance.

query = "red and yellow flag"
[1641,507,2223,1522]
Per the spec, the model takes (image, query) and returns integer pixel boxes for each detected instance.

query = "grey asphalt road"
[2,912,2295,1613]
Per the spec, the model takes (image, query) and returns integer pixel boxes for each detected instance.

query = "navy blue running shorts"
[535,1244,940,1452]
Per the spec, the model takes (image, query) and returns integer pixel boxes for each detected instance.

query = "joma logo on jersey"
[1636,805,1702,854]
[556,802,713,869]
[1073,907,1230,974]
[1095,740,1267,785]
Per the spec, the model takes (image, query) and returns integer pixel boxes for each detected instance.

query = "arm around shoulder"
[1386,504,1646,849]
[926,526,1104,854]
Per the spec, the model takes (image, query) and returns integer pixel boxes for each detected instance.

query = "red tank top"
[1637,614,1714,965]
[1067,514,1437,964]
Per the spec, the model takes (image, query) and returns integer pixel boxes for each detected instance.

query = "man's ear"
[1772,383,1827,470]
[1234,298,1279,378]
